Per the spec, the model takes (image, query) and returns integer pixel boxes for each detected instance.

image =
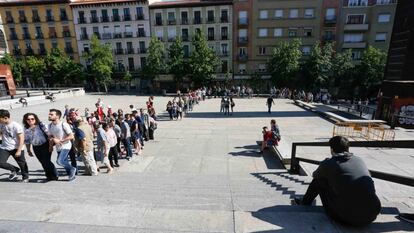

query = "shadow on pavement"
[229,145,284,169]
[186,111,317,119]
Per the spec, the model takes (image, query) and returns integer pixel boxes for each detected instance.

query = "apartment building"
[0,0,79,60]
[232,0,253,79]
[338,0,397,60]
[0,13,8,57]
[70,0,151,72]
[247,0,323,76]
[320,0,341,48]
[149,0,233,79]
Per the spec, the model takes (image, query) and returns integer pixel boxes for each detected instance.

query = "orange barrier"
[333,122,395,141]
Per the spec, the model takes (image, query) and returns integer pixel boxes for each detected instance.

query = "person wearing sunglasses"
[23,113,58,181]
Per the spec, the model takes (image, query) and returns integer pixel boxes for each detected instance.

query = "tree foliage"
[83,35,113,92]
[301,42,334,89]
[267,39,302,86]
[0,53,23,84]
[167,37,187,86]
[143,37,166,80]
[45,48,84,86]
[355,46,387,93]
[26,56,46,86]
[188,30,220,86]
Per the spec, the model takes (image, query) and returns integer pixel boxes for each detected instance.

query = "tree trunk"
[104,83,108,93]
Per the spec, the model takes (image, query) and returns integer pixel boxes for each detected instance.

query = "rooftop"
[0,0,68,6]
[70,0,146,6]
[149,0,232,8]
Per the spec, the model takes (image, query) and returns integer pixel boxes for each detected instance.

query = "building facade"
[149,0,233,80]
[0,12,9,57]
[70,0,151,72]
[338,0,397,60]
[320,0,341,48]
[0,0,79,60]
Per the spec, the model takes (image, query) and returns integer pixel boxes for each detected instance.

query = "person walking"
[220,97,225,113]
[0,109,29,182]
[94,122,113,173]
[267,95,275,114]
[23,113,58,181]
[73,117,98,176]
[48,109,76,181]
[230,97,235,115]
[166,101,173,120]
[224,98,230,115]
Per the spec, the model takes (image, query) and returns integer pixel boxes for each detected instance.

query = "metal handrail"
[290,140,414,187]
[336,103,377,120]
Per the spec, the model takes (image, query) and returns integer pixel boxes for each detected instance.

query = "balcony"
[102,33,112,39]
[38,48,47,55]
[221,35,228,40]
[238,18,248,26]
[22,33,31,40]
[168,19,176,25]
[194,18,202,24]
[168,37,176,42]
[323,35,336,42]
[46,15,54,22]
[112,15,120,22]
[377,0,397,5]
[78,17,86,24]
[238,36,248,44]
[220,52,229,57]
[123,14,131,21]
[93,32,101,39]
[137,48,147,54]
[101,16,109,22]
[113,33,122,39]
[324,16,337,25]
[344,23,369,31]
[6,17,14,24]
[63,31,71,38]
[137,31,146,37]
[90,17,99,23]
[80,34,89,40]
[157,37,164,42]
[126,48,135,54]
[136,14,144,20]
[237,54,248,61]
[19,16,27,23]
[114,48,124,55]
[220,16,229,23]
[181,18,189,25]
[60,15,68,21]
[65,47,74,54]
[49,32,57,39]
[35,33,44,39]
[32,16,41,22]
[26,48,34,55]
[13,49,21,55]
[124,31,133,38]
[207,18,215,24]
[342,41,367,49]
[155,19,163,26]
[10,34,18,40]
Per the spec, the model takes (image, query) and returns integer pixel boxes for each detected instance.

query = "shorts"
[267,140,275,146]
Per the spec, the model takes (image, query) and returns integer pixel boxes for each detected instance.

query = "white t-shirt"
[48,121,73,151]
[0,121,24,150]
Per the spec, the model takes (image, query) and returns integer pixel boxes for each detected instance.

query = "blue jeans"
[122,137,133,158]
[57,149,75,175]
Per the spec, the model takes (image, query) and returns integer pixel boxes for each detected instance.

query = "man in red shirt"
[259,126,277,153]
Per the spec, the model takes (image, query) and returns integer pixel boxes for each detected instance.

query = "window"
[347,15,365,24]
[183,45,189,57]
[348,0,368,7]
[274,9,283,18]
[289,9,298,18]
[114,25,121,38]
[60,8,67,20]
[32,9,40,22]
[258,64,266,72]
[156,29,163,40]
[239,47,246,55]
[259,28,268,37]
[207,10,214,22]
[194,11,201,24]
[302,46,311,55]
[274,28,282,37]
[92,26,99,37]
[351,50,362,60]
[112,9,120,21]
[128,57,134,70]
[222,60,228,73]
[344,33,363,42]
[136,7,144,19]
[221,27,228,40]
[239,11,247,24]
[378,13,390,23]
[101,9,109,22]
[375,33,387,42]
[181,11,188,24]
[238,29,247,37]
[168,12,176,24]
[35,26,42,38]
[221,9,228,22]
[208,27,215,40]
[304,9,314,18]
[221,44,228,54]
[168,28,176,40]
[377,0,393,5]
[259,10,268,19]
[182,28,189,40]
[259,46,266,55]
[288,28,297,37]
[140,57,146,68]
[304,28,312,37]
[326,8,336,20]
[238,64,246,73]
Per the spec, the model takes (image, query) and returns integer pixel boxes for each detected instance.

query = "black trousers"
[0,148,29,179]
[108,146,119,167]
[33,142,58,180]
[116,137,122,153]
[148,127,154,140]
[69,147,77,169]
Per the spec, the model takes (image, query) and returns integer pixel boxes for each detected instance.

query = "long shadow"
[250,205,412,233]
[186,111,317,119]
[229,145,284,169]
[251,172,299,199]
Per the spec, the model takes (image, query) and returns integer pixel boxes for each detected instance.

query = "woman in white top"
[104,121,119,168]
[23,113,58,181]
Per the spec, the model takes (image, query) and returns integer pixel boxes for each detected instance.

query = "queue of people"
[0,97,158,182]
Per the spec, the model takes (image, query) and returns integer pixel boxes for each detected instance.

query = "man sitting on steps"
[293,136,381,227]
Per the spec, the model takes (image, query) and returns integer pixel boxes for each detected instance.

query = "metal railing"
[290,140,414,187]
[336,103,377,120]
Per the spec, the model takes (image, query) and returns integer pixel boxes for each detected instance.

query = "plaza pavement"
[0,95,413,232]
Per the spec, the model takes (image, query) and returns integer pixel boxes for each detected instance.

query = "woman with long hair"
[23,113,58,181]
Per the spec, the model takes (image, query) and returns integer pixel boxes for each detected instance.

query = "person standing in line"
[104,122,119,168]
[121,114,133,160]
[48,109,76,181]
[267,95,275,114]
[114,118,123,155]
[166,101,173,120]
[0,109,29,182]
[224,98,230,115]
[23,113,58,181]
[220,97,225,113]
[230,97,235,115]
[73,117,98,176]
[94,122,113,173]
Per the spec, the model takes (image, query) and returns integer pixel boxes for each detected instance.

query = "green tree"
[188,30,220,86]
[83,35,113,92]
[301,42,334,89]
[167,37,187,88]
[45,48,84,86]
[331,49,354,97]
[26,56,46,86]
[143,37,166,81]
[0,53,23,84]
[249,71,262,92]
[267,39,302,86]
[354,46,387,96]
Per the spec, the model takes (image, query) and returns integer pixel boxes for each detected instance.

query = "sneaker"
[21,178,29,183]
[68,175,76,182]
[8,171,18,180]
[68,168,76,181]
[114,164,120,167]
[399,213,414,224]
[292,197,303,205]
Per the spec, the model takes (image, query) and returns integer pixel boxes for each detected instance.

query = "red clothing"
[97,106,103,121]
[263,131,273,141]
